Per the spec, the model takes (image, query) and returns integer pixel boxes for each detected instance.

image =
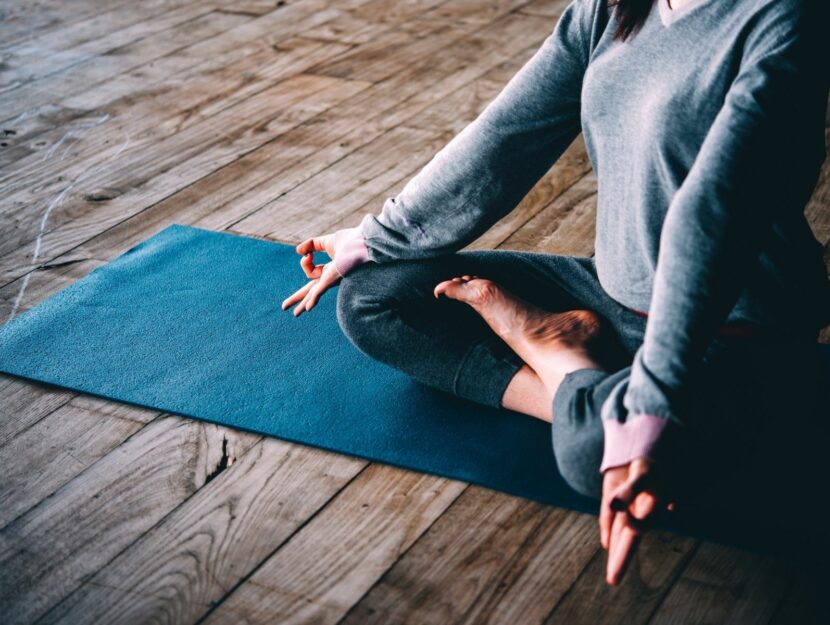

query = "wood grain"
[0,417,260,623]
[36,439,367,625]
[0,395,155,527]
[202,466,466,625]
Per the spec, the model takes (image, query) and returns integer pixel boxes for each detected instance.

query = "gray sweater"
[332,0,830,470]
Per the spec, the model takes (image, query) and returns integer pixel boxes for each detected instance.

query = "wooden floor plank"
[455,509,599,625]
[0,0,375,168]
[0,0,134,51]
[218,17,555,240]
[0,8,256,121]
[0,374,75,446]
[0,395,156,528]
[36,439,367,625]
[497,171,598,255]
[0,416,260,624]
[231,125,446,240]
[645,544,793,625]
[803,104,830,244]
[542,532,697,625]
[337,487,552,625]
[0,73,371,286]
[0,2,532,225]
[1,0,215,90]
[4,7,448,197]
[517,0,571,18]
[0,35,352,178]
[200,466,466,625]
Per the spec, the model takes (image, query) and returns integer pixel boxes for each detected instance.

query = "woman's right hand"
[599,457,677,586]
[281,233,344,317]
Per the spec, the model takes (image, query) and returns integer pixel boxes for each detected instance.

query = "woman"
[281,0,830,585]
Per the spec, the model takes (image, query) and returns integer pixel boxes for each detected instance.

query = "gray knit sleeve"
[353,0,602,264]
[599,0,828,467]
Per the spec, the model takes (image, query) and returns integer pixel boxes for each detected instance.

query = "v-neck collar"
[658,0,713,27]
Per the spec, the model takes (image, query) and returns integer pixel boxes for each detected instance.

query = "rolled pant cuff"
[452,336,524,409]
[552,367,612,423]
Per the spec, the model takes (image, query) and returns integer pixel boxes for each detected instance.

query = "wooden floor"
[1,1,829,623]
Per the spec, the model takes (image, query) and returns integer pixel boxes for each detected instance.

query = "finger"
[296,237,326,256]
[298,283,322,315]
[303,271,337,312]
[609,509,626,562]
[632,491,658,521]
[294,281,318,317]
[282,281,315,310]
[599,485,615,551]
[300,253,325,280]
[600,467,626,550]
[607,513,641,585]
[610,471,651,512]
[666,501,677,512]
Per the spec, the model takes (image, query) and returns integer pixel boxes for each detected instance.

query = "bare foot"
[434,275,609,394]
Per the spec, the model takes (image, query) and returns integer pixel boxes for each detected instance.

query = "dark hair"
[607,0,655,42]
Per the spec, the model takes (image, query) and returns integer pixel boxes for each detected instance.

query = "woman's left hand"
[599,457,676,585]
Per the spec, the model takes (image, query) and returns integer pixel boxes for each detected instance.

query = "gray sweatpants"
[335,249,824,506]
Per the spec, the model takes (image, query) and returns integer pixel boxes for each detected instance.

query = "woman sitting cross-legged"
[281,0,830,585]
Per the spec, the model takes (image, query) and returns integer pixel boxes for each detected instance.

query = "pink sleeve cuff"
[332,226,371,277]
[599,414,675,473]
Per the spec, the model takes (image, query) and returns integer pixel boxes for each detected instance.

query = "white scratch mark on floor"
[43,113,110,162]
[6,131,131,323]
[6,111,29,126]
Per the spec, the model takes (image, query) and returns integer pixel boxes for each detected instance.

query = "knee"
[335,264,387,349]
[551,412,604,500]
[336,258,444,345]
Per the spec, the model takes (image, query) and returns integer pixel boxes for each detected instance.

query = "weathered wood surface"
[1,1,828,623]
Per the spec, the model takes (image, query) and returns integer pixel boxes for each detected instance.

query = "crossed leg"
[336,250,629,423]
[433,273,610,421]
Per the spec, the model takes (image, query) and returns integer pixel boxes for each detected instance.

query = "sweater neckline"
[658,0,712,27]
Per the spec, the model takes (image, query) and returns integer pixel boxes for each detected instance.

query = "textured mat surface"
[1,224,828,553]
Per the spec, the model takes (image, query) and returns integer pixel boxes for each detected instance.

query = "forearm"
[333,0,603,276]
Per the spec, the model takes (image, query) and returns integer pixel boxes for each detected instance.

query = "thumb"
[632,491,658,520]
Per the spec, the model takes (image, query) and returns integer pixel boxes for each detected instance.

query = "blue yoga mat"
[1,225,828,554]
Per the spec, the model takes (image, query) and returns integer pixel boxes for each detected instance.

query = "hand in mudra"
[600,457,677,585]
[281,231,347,317]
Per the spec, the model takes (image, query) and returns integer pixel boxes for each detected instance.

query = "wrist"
[599,414,679,473]
[332,226,371,277]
